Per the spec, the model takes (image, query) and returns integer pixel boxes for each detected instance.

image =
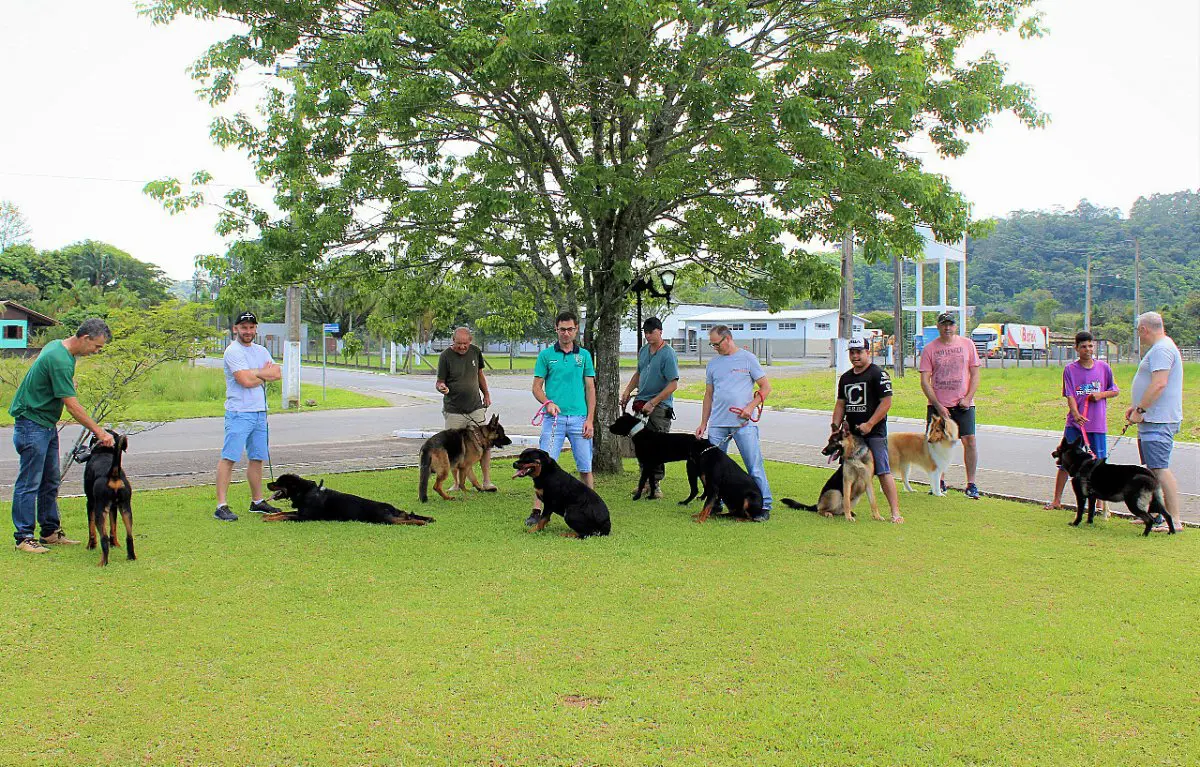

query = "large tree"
[146,0,1042,471]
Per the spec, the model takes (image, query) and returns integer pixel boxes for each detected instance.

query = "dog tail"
[780,497,818,512]
[418,444,432,503]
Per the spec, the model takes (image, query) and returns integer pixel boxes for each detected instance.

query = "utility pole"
[892,255,905,377]
[1084,252,1092,332]
[836,231,854,375]
[282,285,302,409]
[1133,237,1141,356]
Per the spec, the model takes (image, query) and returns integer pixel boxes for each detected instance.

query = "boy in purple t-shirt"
[1045,331,1119,511]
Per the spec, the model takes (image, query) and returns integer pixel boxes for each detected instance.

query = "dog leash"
[1075,398,1093,454]
[531,401,556,426]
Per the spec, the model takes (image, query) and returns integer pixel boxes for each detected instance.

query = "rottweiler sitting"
[511,448,610,537]
[1052,437,1175,535]
[83,429,134,566]
[266,473,434,525]
[682,438,766,523]
[608,413,702,501]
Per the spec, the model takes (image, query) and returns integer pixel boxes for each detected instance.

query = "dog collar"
[628,416,649,436]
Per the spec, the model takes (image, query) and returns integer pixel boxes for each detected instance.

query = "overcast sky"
[1,0,1197,280]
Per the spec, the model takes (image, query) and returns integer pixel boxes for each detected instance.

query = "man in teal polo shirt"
[527,310,596,526]
[619,317,680,498]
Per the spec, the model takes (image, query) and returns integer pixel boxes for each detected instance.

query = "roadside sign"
[323,323,340,333]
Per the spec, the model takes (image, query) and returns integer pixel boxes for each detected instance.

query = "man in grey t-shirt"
[695,325,772,519]
[1125,311,1185,531]
[619,317,680,498]
[215,311,282,522]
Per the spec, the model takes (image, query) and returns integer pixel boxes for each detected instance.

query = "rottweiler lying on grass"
[266,474,434,525]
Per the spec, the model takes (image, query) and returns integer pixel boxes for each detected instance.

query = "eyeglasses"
[556,326,577,333]
[710,340,723,348]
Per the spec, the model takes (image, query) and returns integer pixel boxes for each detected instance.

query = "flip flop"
[1042,502,1063,510]
[481,485,499,492]
[890,515,905,524]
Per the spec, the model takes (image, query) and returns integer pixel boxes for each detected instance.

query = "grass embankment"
[2,458,1195,766]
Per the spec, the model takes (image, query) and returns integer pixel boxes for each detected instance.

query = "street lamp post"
[630,270,676,349]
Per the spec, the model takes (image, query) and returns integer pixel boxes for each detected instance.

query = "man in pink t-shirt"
[919,312,983,499]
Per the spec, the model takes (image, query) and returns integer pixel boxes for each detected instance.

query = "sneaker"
[40,529,80,545]
[751,510,770,522]
[214,505,239,522]
[16,538,50,553]
[248,499,280,514]
[525,510,541,528]
[964,484,981,500]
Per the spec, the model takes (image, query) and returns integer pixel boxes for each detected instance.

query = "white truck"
[970,323,1050,360]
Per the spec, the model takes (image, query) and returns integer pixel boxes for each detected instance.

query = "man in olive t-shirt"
[435,327,496,490]
[9,319,114,553]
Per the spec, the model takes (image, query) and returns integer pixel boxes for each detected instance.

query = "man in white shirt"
[215,311,282,521]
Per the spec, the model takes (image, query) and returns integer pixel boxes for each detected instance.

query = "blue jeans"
[706,424,773,510]
[538,414,593,473]
[12,417,62,543]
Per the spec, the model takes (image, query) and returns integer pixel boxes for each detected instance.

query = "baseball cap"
[847,337,868,351]
[936,311,957,325]
[642,317,663,332]
[234,311,258,325]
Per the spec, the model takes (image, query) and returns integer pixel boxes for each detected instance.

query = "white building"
[678,308,868,360]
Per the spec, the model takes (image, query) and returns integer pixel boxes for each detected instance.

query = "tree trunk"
[586,272,627,474]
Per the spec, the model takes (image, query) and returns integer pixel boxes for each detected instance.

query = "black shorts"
[927,405,976,437]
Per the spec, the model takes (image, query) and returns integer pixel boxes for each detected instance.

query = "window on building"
[749,323,767,331]
[3,325,23,340]
[815,322,830,330]
[699,323,715,331]
[778,322,797,331]
[728,323,744,331]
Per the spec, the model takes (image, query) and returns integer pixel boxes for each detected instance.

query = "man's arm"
[861,396,892,434]
[620,371,641,408]
[832,399,846,430]
[734,375,769,418]
[477,368,491,407]
[582,377,596,438]
[1127,369,1170,422]
[961,364,980,406]
[695,383,714,437]
[62,396,113,446]
[232,363,280,388]
[646,379,678,410]
[920,371,950,418]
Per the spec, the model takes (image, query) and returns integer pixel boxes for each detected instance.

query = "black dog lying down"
[681,438,765,523]
[266,474,434,525]
[512,448,610,537]
[608,413,702,500]
[1052,438,1175,535]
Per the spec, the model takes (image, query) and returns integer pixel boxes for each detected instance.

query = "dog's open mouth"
[268,487,287,500]
[512,462,538,478]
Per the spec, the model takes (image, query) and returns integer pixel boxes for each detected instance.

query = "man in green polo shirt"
[526,310,596,527]
[9,318,114,553]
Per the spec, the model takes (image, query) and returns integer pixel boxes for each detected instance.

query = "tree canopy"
[145,0,1044,470]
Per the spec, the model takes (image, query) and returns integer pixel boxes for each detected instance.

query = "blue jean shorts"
[539,414,593,473]
[222,411,270,462]
[1137,422,1179,470]
[865,436,890,476]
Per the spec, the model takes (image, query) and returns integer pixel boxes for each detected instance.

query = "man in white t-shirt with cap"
[215,311,282,521]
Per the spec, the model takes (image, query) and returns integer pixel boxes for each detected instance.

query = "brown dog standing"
[418,414,513,501]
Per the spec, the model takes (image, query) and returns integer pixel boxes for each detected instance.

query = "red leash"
[1077,397,1092,453]
[728,395,763,423]
[531,401,556,426]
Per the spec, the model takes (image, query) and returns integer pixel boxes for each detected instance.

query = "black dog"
[608,413,702,500]
[682,438,765,523]
[266,473,434,525]
[83,429,134,566]
[1052,437,1174,535]
[512,449,610,537]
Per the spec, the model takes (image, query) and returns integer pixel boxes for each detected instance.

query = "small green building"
[0,301,58,350]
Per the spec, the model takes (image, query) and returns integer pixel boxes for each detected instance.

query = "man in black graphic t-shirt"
[832,338,902,522]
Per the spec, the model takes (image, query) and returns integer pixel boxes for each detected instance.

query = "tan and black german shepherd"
[782,423,880,521]
[418,414,513,502]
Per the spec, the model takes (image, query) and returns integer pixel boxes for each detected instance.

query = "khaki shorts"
[444,409,488,430]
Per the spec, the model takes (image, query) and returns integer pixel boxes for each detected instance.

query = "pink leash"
[1077,397,1092,453]
[531,401,556,426]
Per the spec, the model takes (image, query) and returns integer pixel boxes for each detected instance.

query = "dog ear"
[318,479,325,488]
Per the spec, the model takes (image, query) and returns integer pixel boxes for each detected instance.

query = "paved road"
[2,359,1195,523]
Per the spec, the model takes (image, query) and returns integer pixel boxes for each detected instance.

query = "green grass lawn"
[678,363,1200,441]
[2,459,1195,766]
[0,362,389,426]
